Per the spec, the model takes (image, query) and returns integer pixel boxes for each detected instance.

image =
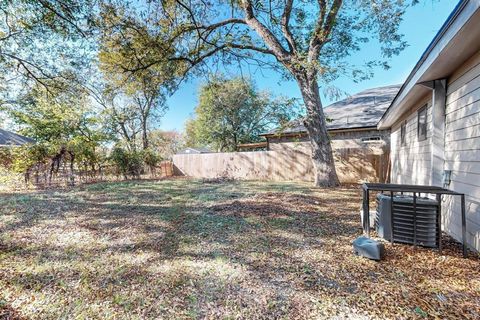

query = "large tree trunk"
[295,72,340,187]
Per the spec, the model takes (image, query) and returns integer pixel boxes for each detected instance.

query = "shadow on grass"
[0,179,478,319]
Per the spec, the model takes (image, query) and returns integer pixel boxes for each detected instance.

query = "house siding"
[443,49,480,251]
[390,95,433,185]
[390,49,480,251]
[268,135,311,154]
[267,129,390,183]
[268,129,390,154]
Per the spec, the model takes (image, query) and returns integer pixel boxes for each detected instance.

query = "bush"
[10,144,50,174]
[0,167,26,191]
[0,148,13,168]
[110,147,144,179]
[142,148,161,167]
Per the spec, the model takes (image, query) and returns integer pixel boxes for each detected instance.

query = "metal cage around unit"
[361,183,467,257]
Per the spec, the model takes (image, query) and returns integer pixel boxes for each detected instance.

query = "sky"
[160,0,459,132]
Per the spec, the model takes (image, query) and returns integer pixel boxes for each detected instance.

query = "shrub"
[0,167,26,191]
[0,148,13,169]
[142,148,161,167]
[110,147,144,179]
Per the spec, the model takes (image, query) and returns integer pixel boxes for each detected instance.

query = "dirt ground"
[0,178,478,319]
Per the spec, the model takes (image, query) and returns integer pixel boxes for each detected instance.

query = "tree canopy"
[0,0,94,93]
[0,0,424,187]
[185,76,300,152]
[92,0,419,186]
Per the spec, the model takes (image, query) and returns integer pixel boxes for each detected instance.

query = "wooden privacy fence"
[158,160,174,177]
[173,148,389,183]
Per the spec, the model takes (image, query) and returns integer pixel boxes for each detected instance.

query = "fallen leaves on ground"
[0,179,478,319]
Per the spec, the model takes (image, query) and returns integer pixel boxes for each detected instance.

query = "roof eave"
[379,0,480,129]
[261,125,382,138]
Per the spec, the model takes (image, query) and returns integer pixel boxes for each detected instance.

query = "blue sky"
[161,0,458,132]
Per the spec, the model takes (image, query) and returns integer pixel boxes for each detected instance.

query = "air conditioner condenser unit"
[375,194,439,248]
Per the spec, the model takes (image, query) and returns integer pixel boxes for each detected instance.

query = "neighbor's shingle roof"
[262,84,401,135]
[0,128,35,146]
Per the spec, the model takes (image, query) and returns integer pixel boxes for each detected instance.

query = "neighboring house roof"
[177,147,213,154]
[262,84,401,136]
[0,128,35,147]
[379,0,480,129]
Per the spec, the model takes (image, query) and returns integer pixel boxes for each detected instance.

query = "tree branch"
[227,43,275,55]
[241,0,291,63]
[37,0,86,36]
[0,52,56,91]
[281,0,297,53]
[308,0,343,62]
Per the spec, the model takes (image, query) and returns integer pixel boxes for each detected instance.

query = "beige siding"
[390,95,433,185]
[268,129,390,155]
[444,50,480,251]
[267,129,390,182]
[268,135,311,154]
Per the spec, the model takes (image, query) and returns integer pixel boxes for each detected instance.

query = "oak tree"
[97,0,415,186]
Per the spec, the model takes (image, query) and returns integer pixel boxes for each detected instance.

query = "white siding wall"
[390,96,433,185]
[443,50,480,251]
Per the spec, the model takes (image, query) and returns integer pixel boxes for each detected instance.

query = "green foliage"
[97,3,180,151]
[0,1,175,186]
[10,144,50,174]
[110,147,144,179]
[0,0,94,97]
[97,3,180,94]
[0,83,109,183]
[94,0,418,86]
[142,148,162,168]
[6,86,94,144]
[0,147,12,168]
[0,166,24,191]
[148,130,185,160]
[185,76,301,152]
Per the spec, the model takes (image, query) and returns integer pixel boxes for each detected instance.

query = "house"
[176,147,212,155]
[378,0,480,251]
[260,84,401,182]
[236,142,268,151]
[173,85,400,183]
[0,128,34,147]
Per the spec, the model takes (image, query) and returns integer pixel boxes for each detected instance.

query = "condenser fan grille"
[375,194,439,248]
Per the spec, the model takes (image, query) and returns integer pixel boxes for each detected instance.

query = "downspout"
[419,79,447,187]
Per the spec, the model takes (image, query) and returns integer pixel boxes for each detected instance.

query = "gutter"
[259,125,381,138]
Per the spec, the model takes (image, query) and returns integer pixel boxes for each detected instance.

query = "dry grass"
[0,178,478,319]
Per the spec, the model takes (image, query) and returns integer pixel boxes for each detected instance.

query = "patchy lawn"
[0,179,478,319]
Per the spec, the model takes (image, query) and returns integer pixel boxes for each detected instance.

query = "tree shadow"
[0,180,479,319]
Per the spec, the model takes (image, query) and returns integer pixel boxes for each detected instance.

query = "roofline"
[328,125,380,133]
[0,143,33,147]
[259,125,382,137]
[237,142,268,148]
[262,83,400,138]
[379,0,470,127]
